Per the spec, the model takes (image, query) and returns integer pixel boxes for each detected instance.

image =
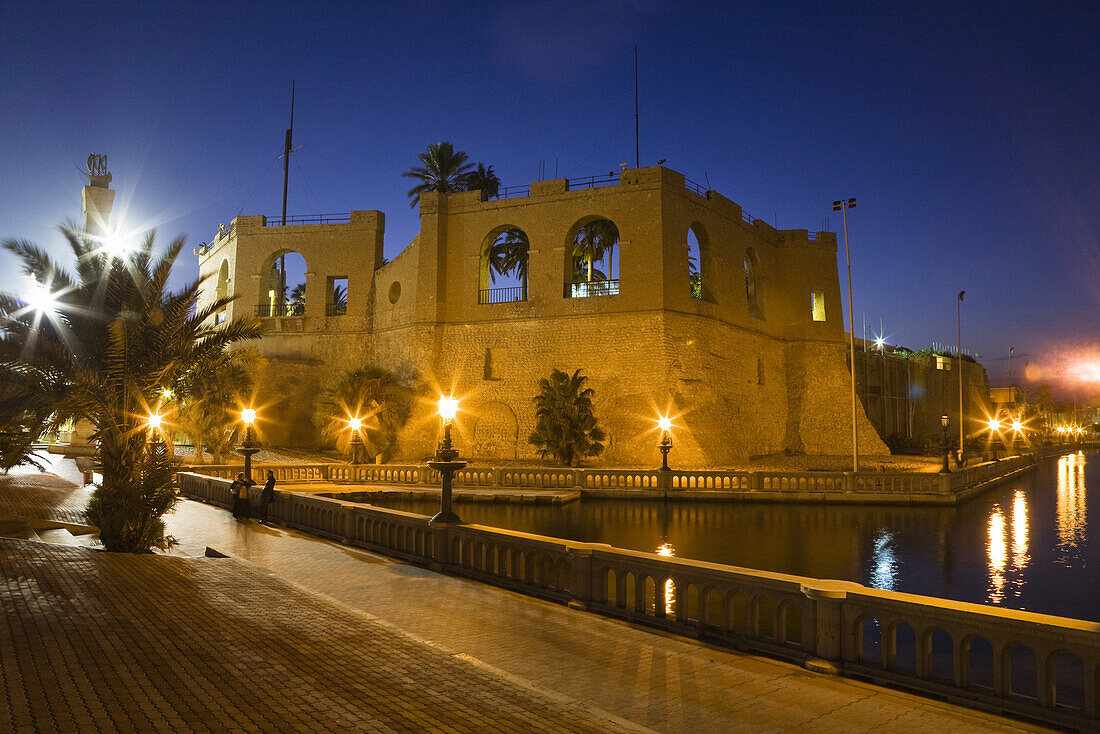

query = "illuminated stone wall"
[199,165,890,466]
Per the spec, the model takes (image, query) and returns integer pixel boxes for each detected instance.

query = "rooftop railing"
[478,286,527,305]
[264,213,351,226]
[566,279,620,298]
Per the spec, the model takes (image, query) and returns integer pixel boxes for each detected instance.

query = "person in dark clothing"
[229,472,254,520]
[259,470,277,524]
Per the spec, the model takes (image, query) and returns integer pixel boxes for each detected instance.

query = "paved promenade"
[1,463,1055,732]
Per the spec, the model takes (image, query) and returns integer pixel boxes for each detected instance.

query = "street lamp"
[987,416,1001,461]
[428,396,465,525]
[833,197,859,473]
[657,415,674,472]
[347,416,365,465]
[939,414,952,474]
[239,407,259,481]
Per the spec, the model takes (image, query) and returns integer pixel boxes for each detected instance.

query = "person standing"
[259,470,277,524]
[229,472,254,521]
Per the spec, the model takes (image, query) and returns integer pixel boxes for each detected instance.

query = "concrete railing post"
[430,524,454,570]
[801,580,858,674]
[567,547,594,610]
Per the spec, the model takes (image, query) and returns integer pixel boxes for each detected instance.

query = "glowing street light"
[939,414,952,474]
[239,407,259,481]
[347,415,365,465]
[428,395,466,525]
[145,412,164,431]
[657,415,674,472]
[986,416,1002,461]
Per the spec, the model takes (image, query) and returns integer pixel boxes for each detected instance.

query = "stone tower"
[81,153,115,238]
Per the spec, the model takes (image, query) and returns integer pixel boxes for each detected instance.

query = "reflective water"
[369,452,1099,621]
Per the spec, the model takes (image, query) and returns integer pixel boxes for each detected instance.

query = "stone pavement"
[0,464,1056,732]
[0,537,639,733]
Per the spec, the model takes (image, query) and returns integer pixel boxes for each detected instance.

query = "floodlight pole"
[835,198,859,473]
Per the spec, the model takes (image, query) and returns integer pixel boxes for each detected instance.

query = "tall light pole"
[833,198,859,473]
[957,291,965,460]
[239,408,259,482]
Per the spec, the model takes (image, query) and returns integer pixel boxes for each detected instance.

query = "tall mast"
[279,81,296,308]
[633,45,639,169]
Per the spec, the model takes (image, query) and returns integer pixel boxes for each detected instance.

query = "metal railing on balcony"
[566,279,620,298]
[264,213,351,226]
[478,286,527,304]
[685,178,710,197]
[325,303,347,316]
[568,172,620,190]
[488,185,531,200]
[255,304,304,317]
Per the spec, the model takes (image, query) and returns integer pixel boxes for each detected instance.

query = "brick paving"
[0,463,1057,733]
[0,538,634,733]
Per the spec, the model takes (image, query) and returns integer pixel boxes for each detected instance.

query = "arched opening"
[779,602,802,646]
[1009,644,1038,699]
[754,596,776,639]
[927,628,954,681]
[1050,651,1084,709]
[687,225,704,299]
[704,588,724,629]
[565,218,619,298]
[260,250,307,317]
[479,226,529,304]
[744,248,763,319]
[892,622,917,672]
[605,569,618,605]
[729,592,749,634]
[215,259,230,324]
[966,636,994,689]
[858,617,882,665]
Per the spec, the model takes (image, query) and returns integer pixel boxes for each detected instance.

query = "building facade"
[197,165,888,467]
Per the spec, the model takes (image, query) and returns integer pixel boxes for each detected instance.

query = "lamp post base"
[428,458,466,527]
[238,446,260,482]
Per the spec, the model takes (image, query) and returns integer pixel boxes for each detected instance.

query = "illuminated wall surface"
[198,167,893,465]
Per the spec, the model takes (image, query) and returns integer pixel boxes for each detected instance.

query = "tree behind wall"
[528,368,606,467]
[315,365,421,461]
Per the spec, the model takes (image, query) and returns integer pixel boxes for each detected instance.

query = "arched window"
[260,250,307,317]
[687,225,703,299]
[744,248,763,318]
[565,218,619,298]
[214,260,230,324]
[479,227,529,304]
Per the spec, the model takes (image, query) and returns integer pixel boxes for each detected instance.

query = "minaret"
[81,153,115,238]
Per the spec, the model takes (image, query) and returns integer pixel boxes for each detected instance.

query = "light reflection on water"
[655,542,676,616]
[1056,452,1087,560]
[365,452,1098,620]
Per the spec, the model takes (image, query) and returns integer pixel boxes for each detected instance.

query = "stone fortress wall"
[197,165,889,467]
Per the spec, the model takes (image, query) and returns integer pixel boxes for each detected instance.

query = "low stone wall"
[176,449,1065,505]
[179,471,1099,729]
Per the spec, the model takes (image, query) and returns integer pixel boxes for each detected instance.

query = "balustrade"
[177,471,1100,729]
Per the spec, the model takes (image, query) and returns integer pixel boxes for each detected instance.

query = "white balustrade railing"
[175,448,1100,502]
[178,472,1099,728]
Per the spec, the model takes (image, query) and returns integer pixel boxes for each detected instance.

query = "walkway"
[0,462,1054,732]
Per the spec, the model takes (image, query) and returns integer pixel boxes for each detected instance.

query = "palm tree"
[528,368,606,467]
[0,224,261,552]
[487,229,530,298]
[315,365,421,462]
[571,219,619,284]
[689,252,702,298]
[174,349,264,464]
[288,283,305,316]
[332,283,347,316]
[404,142,475,208]
[464,163,501,199]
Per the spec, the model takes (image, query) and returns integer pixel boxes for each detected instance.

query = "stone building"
[197,165,889,467]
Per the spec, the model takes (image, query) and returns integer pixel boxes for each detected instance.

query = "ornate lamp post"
[657,416,673,472]
[428,396,465,525]
[987,417,1001,461]
[939,414,952,474]
[239,408,259,482]
[347,416,365,465]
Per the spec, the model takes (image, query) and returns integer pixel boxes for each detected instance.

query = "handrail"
[478,286,527,305]
[567,173,620,190]
[264,213,351,226]
[178,471,1100,728]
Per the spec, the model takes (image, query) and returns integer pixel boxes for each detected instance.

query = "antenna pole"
[279,81,295,309]
[634,45,640,169]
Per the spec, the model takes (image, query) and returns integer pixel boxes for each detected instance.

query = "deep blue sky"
[2,1,1097,391]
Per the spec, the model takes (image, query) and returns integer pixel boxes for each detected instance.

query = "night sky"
[2,2,1097,394]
